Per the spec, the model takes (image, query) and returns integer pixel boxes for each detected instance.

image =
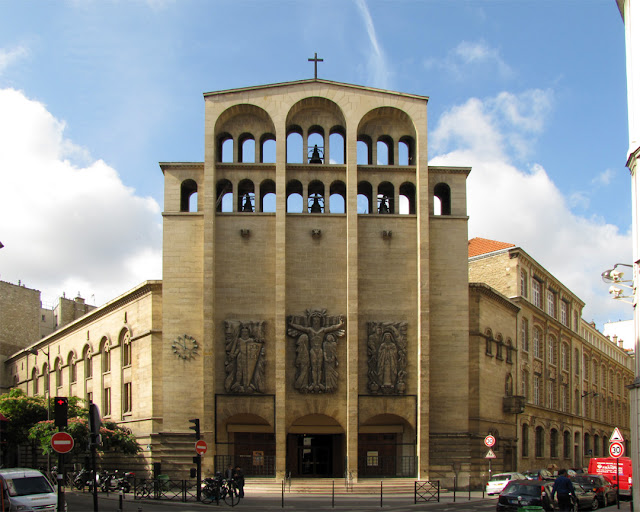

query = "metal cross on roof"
[308,53,323,79]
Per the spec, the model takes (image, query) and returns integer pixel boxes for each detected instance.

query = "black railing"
[357,455,417,478]
[414,480,440,503]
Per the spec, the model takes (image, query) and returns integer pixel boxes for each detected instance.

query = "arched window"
[307,127,325,164]
[357,181,373,214]
[329,181,346,214]
[593,434,600,456]
[433,183,451,215]
[357,137,372,165]
[84,347,92,379]
[219,134,233,163]
[563,431,571,459]
[286,180,304,213]
[32,368,39,395]
[584,433,591,456]
[506,338,513,364]
[121,330,132,368]
[216,180,233,213]
[260,134,276,163]
[101,338,111,374]
[260,180,276,213]
[398,136,415,165]
[180,179,198,212]
[550,429,558,458]
[68,353,77,385]
[237,179,255,213]
[399,182,416,215]
[308,180,325,213]
[377,182,394,214]
[55,358,62,388]
[485,329,493,356]
[287,129,303,164]
[329,129,345,164]
[522,424,529,457]
[377,136,393,165]
[238,133,255,163]
[535,426,545,457]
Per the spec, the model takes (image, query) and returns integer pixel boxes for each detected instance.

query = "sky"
[0,0,633,331]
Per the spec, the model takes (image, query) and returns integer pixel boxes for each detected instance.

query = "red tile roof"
[468,238,515,258]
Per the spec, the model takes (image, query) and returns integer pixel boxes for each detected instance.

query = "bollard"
[453,476,456,502]
[332,480,335,508]
[118,491,123,512]
[281,479,284,508]
[137,506,142,512]
[380,481,383,507]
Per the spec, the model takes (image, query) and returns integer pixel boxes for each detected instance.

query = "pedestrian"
[225,464,233,481]
[550,468,575,512]
[233,465,245,498]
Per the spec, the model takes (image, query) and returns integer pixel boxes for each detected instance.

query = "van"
[0,468,58,511]
[587,456,632,499]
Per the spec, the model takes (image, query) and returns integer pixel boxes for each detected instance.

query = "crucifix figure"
[308,52,323,79]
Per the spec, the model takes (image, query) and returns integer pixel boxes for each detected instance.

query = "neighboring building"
[469,237,634,472]
[603,319,634,352]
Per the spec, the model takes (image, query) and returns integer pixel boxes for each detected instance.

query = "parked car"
[571,474,617,508]
[0,468,58,512]
[486,472,526,495]
[522,469,554,480]
[496,479,598,512]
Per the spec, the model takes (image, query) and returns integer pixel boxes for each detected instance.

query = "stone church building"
[4,78,633,488]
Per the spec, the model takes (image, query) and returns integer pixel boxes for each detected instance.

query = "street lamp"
[602,263,635,305]
[29,346,51,477]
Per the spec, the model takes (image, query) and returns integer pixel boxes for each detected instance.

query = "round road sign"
[484,435,496,447]
[195,439,208,455]
[609,441,624,458]
[51,432,74,454]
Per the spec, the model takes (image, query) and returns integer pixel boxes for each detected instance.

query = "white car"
[486,472,526,495]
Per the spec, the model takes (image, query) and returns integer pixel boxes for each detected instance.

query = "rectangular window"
[533,375,540,405]
[533,328,541,359]
[547,290,556,318]
[521,318,529,352]
[521,270,528,298]
[560,301,568,326]
[560,385,567,412]
[123,342,132,367]
[561,344,568,371]
[103,387,111,416]
[123,382,132,413]
[532,279,541,308]
[522,371,529,400]
[548,383,554,409]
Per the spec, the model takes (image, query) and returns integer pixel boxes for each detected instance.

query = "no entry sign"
[195,440,208,455]
[51,432,74,454]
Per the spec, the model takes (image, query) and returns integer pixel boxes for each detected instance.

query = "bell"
[309,145,323,164]
[309,194,323,213]
[242,193,253,212]
[379,195,390,214]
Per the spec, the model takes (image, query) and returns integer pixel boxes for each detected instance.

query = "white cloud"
[355,0,392,90]
[593,168,616,186]
[425,40,514,81]
[431,92,632,327]
[0,88,162,307]
[0,46,29,75]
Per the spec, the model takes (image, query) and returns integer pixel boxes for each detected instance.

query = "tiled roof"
[468,237,515,258]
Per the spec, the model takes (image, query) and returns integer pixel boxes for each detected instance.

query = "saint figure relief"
[287,309,345,393]
[366,321,407,395]
[224,321,266,394]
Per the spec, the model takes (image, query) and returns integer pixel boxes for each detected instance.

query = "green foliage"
[0,389,141,456]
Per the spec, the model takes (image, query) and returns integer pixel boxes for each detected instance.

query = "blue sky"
[0,0,633,331]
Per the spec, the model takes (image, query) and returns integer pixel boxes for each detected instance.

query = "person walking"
[233,465,245,498]
[550,468,575,512]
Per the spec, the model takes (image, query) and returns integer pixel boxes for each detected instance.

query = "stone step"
[245,477,417,495]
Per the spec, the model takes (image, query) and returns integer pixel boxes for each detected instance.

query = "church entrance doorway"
[287,434,343,478]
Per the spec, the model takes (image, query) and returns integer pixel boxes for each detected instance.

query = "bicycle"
[201,474,239,506]
[134,480,154,499]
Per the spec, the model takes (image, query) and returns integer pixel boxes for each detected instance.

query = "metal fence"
[133,478,199,502]
[357,455,417,478]
[414,480,440,503]
[214,454,275,476]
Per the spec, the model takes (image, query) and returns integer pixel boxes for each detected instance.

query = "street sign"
[484,435,496,447]
[485,449,496,459]
[195,439,207,455]
[51,432,74,454]
[609,441,624,458]
[610,427,624,443]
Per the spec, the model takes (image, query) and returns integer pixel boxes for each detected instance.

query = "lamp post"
[29,346,51,478]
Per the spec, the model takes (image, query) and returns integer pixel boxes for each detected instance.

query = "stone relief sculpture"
[287,309,345,393]
[224,321,266,394]
[367,322,408,394]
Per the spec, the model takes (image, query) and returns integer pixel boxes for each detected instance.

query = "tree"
[0,389,47,444]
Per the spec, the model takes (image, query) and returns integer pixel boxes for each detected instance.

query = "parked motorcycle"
[73,468,93,490]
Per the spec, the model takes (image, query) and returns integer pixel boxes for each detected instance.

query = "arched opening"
[220,135,234,163]
[357,137,372,165]
[563,431,571,459]
[308,127,325,164]
[399,182,415,215]
[399,136,415,165]
[286,180,304,213]
[260,179,276,213]
[329,129,345,164]
[535,426,545,457]
[239,134,256,163]
[434,183,451,215]
[216,180,233,213]
[287,128,303,164]
[308,180,325,213]
[288,414,344,478]
[358,181,373,214]
[237,179,255,213]
[550,429,558,458]
[377,182,394,214]
[329,180,346,214]
[180,179,198,212]
[377,136,393,165]
[260,135,276,163]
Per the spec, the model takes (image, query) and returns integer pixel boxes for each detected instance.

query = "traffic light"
[54,397,68,428]
[189,418,200,440]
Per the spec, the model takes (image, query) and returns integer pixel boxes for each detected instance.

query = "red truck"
[588,456,632,499]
